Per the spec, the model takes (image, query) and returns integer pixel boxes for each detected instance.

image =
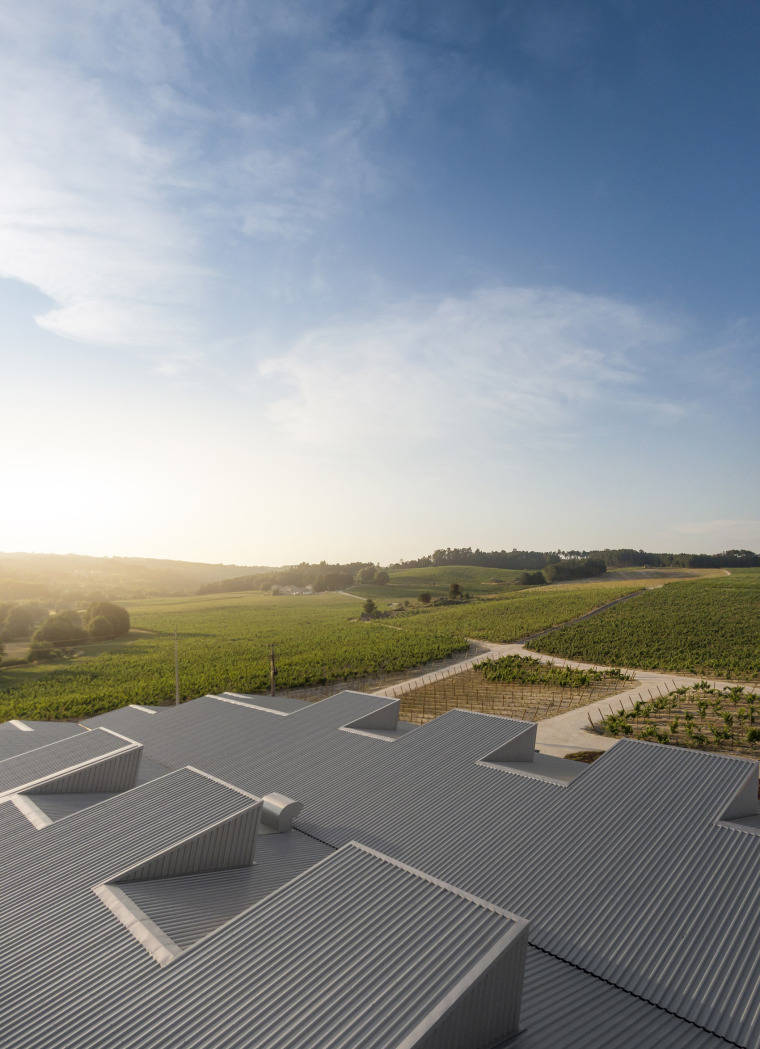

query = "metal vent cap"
[261,792,302,832]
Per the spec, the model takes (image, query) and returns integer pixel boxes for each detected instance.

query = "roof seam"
[211,695,291,716]
[529,944,742,1048]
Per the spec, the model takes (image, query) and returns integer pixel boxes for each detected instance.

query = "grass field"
[0,581,642,722]
[349,565,524,600]
[528,569,760,680]
[603,567,728,583]
[349,563,713,601]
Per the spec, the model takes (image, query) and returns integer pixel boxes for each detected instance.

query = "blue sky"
[2,0,759,564]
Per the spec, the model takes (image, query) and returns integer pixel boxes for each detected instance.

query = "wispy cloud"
[0,2,205,350]
[259,285,680,455]
[0,2,414,354]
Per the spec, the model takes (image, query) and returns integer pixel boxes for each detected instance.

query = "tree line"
[393,547,759,570]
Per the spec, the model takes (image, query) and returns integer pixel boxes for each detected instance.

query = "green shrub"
[34,611,87,644]
[26,642,59,663]
[1,604,39,641]
[88,615,115,640]
[86,602,130,638]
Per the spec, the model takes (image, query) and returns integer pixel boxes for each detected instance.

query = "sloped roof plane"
[1,690,758,1047]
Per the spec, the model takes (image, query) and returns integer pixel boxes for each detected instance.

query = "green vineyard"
[528,570,760,680]
[479,654,631,688]
[0,583,639,722]
[400,583,640,642]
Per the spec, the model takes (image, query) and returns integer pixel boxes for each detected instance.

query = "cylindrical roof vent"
[261,792,303,832]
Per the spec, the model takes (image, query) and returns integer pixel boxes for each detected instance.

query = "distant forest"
[392,547,760,570]
[198,562,375,595]
[197,546,760,597]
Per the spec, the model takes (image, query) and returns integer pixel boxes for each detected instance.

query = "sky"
[2,0,759,566]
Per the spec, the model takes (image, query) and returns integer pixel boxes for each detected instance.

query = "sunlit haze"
[3,1,760,565]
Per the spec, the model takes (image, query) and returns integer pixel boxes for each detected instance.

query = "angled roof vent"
[114,801,261,883]
[342,697,401,736]
[719,762,760,823]
[0,728,141,802]
[261,792,302,832]
[94,791,262,966]
[24,744,142,795]
[480,722,537,764]
[97,841,530,1044]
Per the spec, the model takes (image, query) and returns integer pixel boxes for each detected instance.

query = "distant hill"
[0,553,270,603]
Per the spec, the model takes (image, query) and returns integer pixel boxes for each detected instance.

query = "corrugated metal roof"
[0,727,138,797]
[0,767,276,1048]
[112,798,260,883]
[1,690,758,1047]
[25,742,142,794]
[217,691,311,713]
[28,791,118,822]
[0,720,83,761]
[68,690,760,1046]
[0,798,33,835]
[82,705,175,735]
[13,754,173,826]
[84,841,529,1049]
[119,829,332,949]
[515,949,727,1048]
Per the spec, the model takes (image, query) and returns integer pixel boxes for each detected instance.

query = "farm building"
[0,689,759,1047]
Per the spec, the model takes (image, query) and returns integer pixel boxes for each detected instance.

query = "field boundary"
[521,589,645,641]
[373,641,512,697]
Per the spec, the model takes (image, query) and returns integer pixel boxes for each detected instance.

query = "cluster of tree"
[32,602,130,646]
[393,548,553,570]
[0,602,48,642]
[355,566,389,585]
[584,548,760,568]
[543,558,607,582]
[415,584,467,606]
[394,547,759,571]
[516,571,547,587]
[516,559,606,586]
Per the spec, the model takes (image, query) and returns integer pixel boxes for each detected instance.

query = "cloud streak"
[259,285,680,456]
[0,2,204,349]
[0,1,414,353]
